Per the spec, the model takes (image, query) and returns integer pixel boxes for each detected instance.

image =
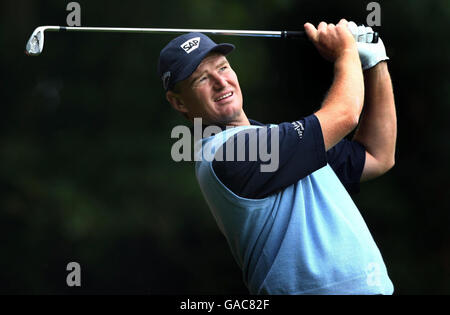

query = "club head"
[25,27,45,56]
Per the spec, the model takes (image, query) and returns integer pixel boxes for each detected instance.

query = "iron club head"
[25,26,46,56]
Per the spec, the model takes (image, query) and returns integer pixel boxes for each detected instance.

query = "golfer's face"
[179,53,243,124]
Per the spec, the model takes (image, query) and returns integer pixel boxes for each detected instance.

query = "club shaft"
[42,26,299,38]
[25,26,378,56]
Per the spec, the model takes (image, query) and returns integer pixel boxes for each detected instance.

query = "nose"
[211,73,227,90]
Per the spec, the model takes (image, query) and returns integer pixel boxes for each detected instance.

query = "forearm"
[316,50,364,150]
[353,62,397,168]
[326,50,365,119]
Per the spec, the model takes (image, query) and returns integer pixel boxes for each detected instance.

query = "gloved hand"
[348,21,389,70]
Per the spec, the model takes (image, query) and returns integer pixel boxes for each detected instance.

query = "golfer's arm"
[353,62,397,181]
[315,50,364,151]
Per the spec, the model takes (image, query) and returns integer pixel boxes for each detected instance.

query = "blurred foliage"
[0,0,449,294]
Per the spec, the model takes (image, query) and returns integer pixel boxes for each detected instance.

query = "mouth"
[214,91,233,102]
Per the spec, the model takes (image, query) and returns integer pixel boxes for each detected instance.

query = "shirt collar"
[189,118,265,136]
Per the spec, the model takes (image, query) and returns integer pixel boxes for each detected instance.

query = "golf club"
[25,26,379,56]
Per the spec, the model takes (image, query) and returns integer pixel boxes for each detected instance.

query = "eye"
[219,66,228,72]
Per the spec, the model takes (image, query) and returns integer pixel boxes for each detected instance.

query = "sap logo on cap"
[181,37,201,54]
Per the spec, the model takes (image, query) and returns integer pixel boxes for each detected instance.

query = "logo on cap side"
[181,37,201,54]
[162,71,171,90]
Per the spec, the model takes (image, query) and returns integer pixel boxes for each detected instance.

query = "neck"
[225,111,250,127]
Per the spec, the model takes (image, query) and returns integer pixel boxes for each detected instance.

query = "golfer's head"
[158,33,244,125]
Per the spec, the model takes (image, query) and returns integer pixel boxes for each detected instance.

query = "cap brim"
[210,43,235,55]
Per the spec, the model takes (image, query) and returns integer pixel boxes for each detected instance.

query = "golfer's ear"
[166,91,188,114]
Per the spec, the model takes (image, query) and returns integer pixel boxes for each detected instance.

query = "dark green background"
[1,0,449,294]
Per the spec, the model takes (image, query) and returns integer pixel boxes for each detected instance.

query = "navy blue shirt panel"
[326,139,366,194]
[212,115,366,199]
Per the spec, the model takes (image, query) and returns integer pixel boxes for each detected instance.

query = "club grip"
[372,31,379,43]
[281,31,306,39]
[281,30,379,43]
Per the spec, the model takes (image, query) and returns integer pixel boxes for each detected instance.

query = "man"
[158,19,396,294]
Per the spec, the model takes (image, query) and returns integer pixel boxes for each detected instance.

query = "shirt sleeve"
[326,139,366,194]
[212,114,327,199]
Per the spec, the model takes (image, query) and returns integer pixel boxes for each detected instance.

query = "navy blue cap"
[157,32,235,91]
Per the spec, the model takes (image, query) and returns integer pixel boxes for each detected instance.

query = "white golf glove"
[348,21,389,70]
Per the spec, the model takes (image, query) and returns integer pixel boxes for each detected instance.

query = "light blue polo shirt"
[194,120,394,295]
